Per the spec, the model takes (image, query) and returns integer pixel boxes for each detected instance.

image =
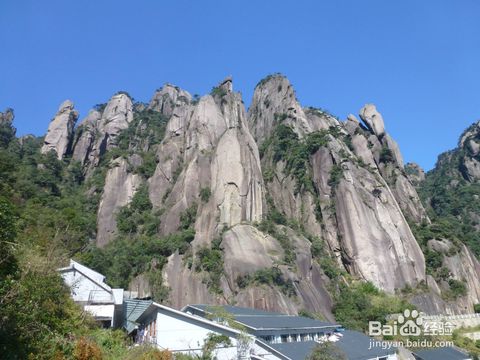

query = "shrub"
[74,337,103,360]
[256,220,295,265]
[237,267,296,297]
[199,187,211,203]
[333,282,412,332]
[179,203,198,230]
[474,304,480,313]
[196,238,224,294]
[448,279,467,298]
[137,152,157,178]
[379,146,395,163]
[308,342,347,360]
[261,124,330,193]
[210,86,227,98]
[328,164,343,188]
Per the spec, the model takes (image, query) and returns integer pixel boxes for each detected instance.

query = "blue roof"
[337,330,396,360]
[123,299,152,333]
[414,347,471,360]
[235,315,338,331]
[185,304,339,334]
[186,304,285,316]
[269,331,396,360]
[270,341,317,360]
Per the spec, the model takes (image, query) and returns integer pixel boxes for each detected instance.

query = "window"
[261,335,274,343]
[281,335,289,343]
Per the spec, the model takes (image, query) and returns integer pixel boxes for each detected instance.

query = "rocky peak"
[71,109,102,165]
[405,162,426,186]
[248,74,312,144]
[457,121,480,181]
[218,76,233,93]
[41,99,78,159]
[359,103,386,138]
[0,108,14,124]
[148,83,192,117]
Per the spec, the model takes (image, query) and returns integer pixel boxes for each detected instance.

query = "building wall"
[61,270,112,303]
[137,309,284,360]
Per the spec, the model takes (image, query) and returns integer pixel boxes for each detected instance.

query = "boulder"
[359,103,385,137]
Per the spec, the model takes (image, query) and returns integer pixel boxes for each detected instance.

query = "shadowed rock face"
[41,100,78,159]
[71,110,101,165]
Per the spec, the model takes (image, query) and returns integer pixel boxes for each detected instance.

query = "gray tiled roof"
[269,341,317,360]
[336,330,396,360]
[186,304,339,332]
[414,347,471,360]
[187,304,284,316]
[269,331,396,360]
[235,315,337,330]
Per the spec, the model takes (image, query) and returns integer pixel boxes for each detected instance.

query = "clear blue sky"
[1,0,479,170]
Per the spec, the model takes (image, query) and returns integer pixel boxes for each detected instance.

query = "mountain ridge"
[2,74,480,321]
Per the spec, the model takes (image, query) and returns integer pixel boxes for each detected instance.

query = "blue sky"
[1,0,479,170]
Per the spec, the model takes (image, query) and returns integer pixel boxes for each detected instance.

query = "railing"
[423,313,480,321]
[87,290,114,304]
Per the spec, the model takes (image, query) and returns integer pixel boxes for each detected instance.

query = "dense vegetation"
[0,109,185,358]
[236,267,296,297]
[332,281,413,332]
[0,118,124,358]
[260,123,330,193]
[418,148,480,258]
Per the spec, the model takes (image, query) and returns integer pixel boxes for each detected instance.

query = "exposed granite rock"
[72,93,134,171]
[56,75,479,317]
[411,243,480,315]
[247,77,426,293]
[248,74,313,145]
[94,93,133,153]
[443,244,480,311]
[359,103,385,137]
[71,110,101,165]
[151,78,264,246]
[96,157,142,247]
[0,108,14,124]
[346,104,428,223]
[148,83,192,117]
[405,162,425,186]
[458,121,480,181]
[41,100,78,159]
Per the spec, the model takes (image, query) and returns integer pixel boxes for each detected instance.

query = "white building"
[135,302,286,360]
[58,260,124,328]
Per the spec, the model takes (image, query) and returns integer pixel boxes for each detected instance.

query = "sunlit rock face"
[42,100,78,159]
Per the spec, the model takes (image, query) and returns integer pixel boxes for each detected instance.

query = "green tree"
[0,197,17,279]
[308,342,347,360]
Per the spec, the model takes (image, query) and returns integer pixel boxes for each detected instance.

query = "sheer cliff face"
[49,74,480,316]
[248,76,426,293]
